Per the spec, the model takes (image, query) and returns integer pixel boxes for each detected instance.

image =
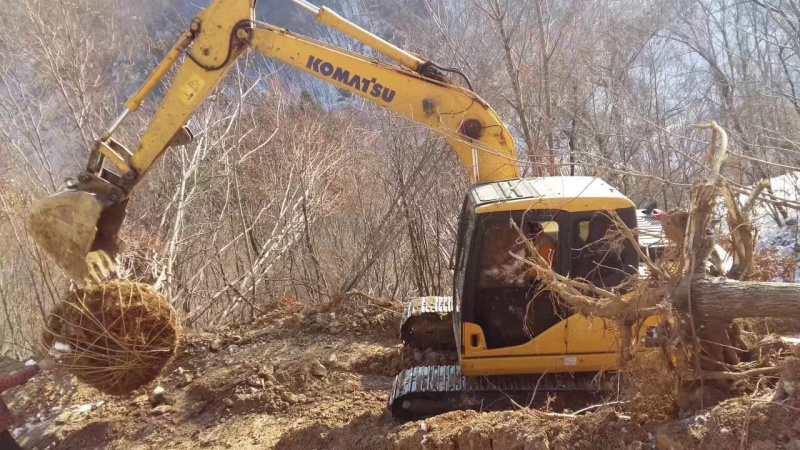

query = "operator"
[0,358,56,449]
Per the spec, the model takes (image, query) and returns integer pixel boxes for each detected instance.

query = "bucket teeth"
[28,189,121,284]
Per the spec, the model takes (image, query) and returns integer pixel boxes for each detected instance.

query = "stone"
[282,392,299,405]
[210,339,221,352]
[199,432,218,447]
[309,360,327,378]
[150,405,174,416]
[247,376,263,389]
[54,411,74,425]
[151,386,167,406]
[223,398,234,408]
[258,365,274,377]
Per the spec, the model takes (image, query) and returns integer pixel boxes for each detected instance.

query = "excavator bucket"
[28,190,123,283]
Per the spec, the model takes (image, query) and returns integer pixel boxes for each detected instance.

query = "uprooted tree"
[516,122,799,408]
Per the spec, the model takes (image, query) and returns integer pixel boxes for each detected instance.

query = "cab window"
[477,221,558,288]
[570,212,627,288]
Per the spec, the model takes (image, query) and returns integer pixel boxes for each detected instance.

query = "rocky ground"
[3,298,800,450]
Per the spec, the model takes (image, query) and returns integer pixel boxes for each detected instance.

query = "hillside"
[5,297,799,449]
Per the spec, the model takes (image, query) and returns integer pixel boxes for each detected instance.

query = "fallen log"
[674,277,800,321]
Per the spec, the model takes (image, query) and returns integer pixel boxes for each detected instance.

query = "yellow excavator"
[28,0,658,419]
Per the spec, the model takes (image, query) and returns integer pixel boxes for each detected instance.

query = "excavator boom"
[28,0,518,283]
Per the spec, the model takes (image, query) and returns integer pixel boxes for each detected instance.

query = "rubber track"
[399,296,455,350]
[389,365,613,420]
[400,296,453,324]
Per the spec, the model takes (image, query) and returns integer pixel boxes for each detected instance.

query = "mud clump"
[351,348,405,376]
[43,280,182,395]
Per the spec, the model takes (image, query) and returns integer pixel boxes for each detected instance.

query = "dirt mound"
[195,295,403,350]
[43,281,182,395]
[385,409,650,450]
[299,296,402,336]
[272,408,650,450]
[656,394,800,449]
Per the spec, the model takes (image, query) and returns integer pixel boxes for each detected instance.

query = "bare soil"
[4,298,799,449]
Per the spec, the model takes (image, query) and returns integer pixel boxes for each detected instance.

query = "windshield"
[477,220,559,288]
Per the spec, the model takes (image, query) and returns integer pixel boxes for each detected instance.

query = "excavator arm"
[28,0,519,283]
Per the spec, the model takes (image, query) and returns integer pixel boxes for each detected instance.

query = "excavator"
[27,0,660,420]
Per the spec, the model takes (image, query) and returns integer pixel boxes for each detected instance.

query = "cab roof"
[470,177,635,214]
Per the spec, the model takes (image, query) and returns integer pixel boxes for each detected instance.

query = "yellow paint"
[130,0,254,174]
[462,353,620,376]
[124,0,518,182]
[96,142,132,173]
[125,31,194,112]
[475,196,635,214]
[461,315,661,376]
[179,74,207,105]
[248,25,519,183]
[98,0,651,382]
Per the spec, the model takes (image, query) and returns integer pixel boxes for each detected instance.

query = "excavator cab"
[392,177,659,419]
[456,177,640,367]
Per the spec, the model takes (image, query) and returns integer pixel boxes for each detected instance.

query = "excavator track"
[389,365,615,421]
[399,297,456,350]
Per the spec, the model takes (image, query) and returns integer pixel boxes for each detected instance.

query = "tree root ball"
[43,280,183,395]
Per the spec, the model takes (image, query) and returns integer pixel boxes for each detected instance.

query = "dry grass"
[43,280,182,395]
[622,351,679,422]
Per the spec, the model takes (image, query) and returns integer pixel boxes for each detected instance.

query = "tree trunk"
[533,0,554,167]
[677,278,800,321]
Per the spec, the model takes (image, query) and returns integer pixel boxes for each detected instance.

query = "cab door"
[451,196,476,355]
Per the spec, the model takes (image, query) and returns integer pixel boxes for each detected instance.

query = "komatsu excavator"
[28,0,659,419]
